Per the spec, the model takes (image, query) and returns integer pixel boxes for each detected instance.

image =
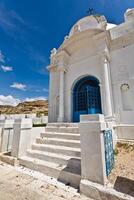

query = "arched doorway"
[73,76,102,122]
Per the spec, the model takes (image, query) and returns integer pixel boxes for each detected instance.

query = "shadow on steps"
[58,158,81,189]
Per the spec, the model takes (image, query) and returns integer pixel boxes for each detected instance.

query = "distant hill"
[0,100,48,115]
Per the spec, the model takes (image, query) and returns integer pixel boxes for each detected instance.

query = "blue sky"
[0,0,134,105]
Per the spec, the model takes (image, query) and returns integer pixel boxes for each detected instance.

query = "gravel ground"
[0,161,91,200]
[108,143,134,197]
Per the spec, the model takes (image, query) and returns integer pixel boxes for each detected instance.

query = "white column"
[58,68,65,122]
[102,57,113,117]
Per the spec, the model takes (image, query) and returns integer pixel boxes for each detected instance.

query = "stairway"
[19,123,81,188]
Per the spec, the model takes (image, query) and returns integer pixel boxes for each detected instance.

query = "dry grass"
[108,142,134,196]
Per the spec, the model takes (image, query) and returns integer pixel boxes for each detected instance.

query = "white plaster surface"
[79,114,107,185]
[11,119,32,158]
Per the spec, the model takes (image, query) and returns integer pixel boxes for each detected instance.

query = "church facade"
[48,9,134,138]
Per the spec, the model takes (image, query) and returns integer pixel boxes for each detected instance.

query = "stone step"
[36,137,81,148]
[47,123,78,128]
[45,127,79,134]
[32,143,81,157]
[27,149,81,165]
[19,156,81,188]
[40,132,80,140]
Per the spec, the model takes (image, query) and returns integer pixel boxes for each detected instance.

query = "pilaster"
[57,50,70,122]
[101,49,113,117]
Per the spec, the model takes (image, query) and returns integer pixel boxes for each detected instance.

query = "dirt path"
[108,143,134,197]
[0,161,91,200]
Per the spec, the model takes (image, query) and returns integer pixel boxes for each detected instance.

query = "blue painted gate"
[73,76,102,122]
[104,129,114,176]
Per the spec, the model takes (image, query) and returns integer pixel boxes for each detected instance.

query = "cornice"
[110,30,134,51]
[57,29,105,52]
[109,20,134,51]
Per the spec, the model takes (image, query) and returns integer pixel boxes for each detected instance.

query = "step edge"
[32,143,81,151]
[27,149,81,160]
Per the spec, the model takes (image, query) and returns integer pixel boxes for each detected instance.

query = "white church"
[48,8,134,138]
[8,8,134,197]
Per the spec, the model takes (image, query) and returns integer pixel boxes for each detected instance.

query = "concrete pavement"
[0,161,91,200]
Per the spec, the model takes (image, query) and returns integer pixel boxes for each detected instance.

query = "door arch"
[72,76,102,122]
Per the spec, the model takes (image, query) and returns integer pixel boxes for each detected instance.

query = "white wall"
[65,53,103,122]
[110,43,134,124]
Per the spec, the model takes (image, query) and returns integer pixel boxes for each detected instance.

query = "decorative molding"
[121,83,130,91]
[59,29,105,53]
[51,48,57,56]
[56,49,70,69]
[47,65,57,72]
[50,48,58,67]
[73,24,81,34]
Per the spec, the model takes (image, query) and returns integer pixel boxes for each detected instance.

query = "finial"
[51,48,57,57]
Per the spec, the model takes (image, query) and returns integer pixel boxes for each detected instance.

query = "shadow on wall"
[114,176,134,197]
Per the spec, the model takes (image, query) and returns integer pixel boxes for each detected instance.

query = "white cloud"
[43,88,49,92]
[1,65,13,72]
[10,82,27,91]
[0,95,47,106]
[0,50,5,63]
[25,96,47,102]
[0,95,20,106]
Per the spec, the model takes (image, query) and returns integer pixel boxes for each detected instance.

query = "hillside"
[0,100,48,115]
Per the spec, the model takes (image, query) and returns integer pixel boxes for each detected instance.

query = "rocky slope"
[0,100,48,115]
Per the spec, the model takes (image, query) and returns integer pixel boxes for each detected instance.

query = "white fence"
[0,120,14,152]
[0,116,47,154]
[32,116,48,125]
[0,114,36,120]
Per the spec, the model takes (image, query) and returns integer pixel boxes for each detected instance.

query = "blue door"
[73,76,102,122]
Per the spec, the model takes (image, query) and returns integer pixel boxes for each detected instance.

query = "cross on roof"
[87,8,94,15]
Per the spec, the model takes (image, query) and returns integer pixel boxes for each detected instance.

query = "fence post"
[0,127,3,152]
[0,120,4,152]
[79,114,107,186]
[0,120,14,153]
[11,118,32,158]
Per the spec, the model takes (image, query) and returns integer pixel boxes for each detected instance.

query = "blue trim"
[73,76,102,122]
[104,129,115,176]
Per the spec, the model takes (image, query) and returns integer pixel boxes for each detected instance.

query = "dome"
[69,15,116,37]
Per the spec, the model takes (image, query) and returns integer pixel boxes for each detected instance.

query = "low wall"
[30,127,45,146]
[116,125,134,141]
[0,118,45,155]
[32,116,48,125]
[11,119,45,158]
[0,114,37,120]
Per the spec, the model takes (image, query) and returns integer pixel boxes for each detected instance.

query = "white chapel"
[8,8,134,192]
[48,8,134,137]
